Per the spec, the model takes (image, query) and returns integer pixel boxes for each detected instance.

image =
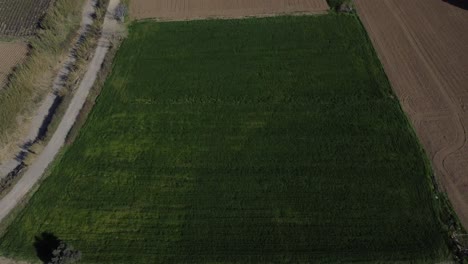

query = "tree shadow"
[33,232,61,263]
[443,0,468,10]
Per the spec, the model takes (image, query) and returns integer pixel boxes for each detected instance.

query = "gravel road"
[0,0,121,224]
[1,0,96,178]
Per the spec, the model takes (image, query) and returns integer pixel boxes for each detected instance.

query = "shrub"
[327,0,349,10]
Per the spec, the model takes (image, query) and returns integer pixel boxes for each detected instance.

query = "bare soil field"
[130,0,329,20]
[0,42,28,88]
[0,0,51,36]
[355,0,468,228]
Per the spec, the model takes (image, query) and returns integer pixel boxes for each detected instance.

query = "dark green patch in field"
[0,15,448,263]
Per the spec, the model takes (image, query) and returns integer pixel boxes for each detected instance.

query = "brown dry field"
[0,42,28,88]
[355,0,468,228]
[130,0,329,20]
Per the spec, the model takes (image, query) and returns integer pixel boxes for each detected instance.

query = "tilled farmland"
[130,0,329,20]
[355,0,468,229]
[0,42,27,87]
[0,0,51,36]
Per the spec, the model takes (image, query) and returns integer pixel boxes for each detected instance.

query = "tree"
[326,0,352,11]
[48,241,82,264]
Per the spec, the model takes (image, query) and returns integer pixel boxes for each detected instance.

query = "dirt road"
[355,0,468,228]
[0,0,95,175]
[130,0,329,20]
[0,0,122,224]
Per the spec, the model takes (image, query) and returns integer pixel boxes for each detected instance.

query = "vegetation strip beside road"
[0,0,113,206]
[0,0,121,237]
[0,0,86,163]
[0,0,97,179]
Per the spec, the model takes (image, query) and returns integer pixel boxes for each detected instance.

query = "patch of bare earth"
[130,0,329,21]
[355,0,468,228]
[0,42,28,88]
[0,257,30,264]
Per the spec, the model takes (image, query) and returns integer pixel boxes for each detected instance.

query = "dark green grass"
[0,15,449,263]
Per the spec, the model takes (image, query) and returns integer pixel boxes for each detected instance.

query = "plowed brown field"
[0,0,51,36]
[355,0,468,228]
[130,0,329,20]
[0,42,28,88]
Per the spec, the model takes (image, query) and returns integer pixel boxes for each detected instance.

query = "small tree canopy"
[48,241,82,264]
[327,0,351,11]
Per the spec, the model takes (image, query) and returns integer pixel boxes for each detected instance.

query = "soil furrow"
[130,0,328,21]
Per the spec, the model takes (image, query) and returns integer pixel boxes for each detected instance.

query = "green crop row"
[0,15,451,263]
